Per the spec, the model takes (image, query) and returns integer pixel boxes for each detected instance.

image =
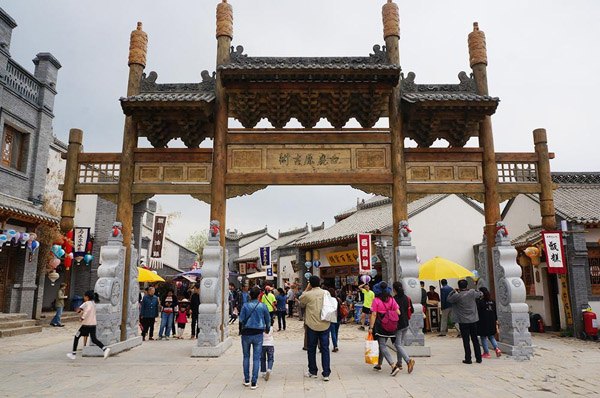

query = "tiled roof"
[401,71,499,104]
[120,71,216,104]
[402,92,498,102]
[552,172,600,185]
[121,92,215,103]
[0,193,59,225]
[295,194,449,247]
[235,229,309,263]
[511,225,544,247]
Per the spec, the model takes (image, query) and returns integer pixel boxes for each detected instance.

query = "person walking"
[286,286,295,318]
[190,285,200,339]
[158,289,177,340]
[358,282,374,331]
[261,286,277,325]
[176,299,189,339]
[439,279,458,337]
[50,283,68,327]
[260,324,275,381]
[299,276,331,381]
[447,279,483,364]
[476,287,501,358]
[368,282,402,376]
[275,288,287,331]
[66,290,110,360]
[140,286,159,341]
[328,288,342,352]
[239,286,271,390]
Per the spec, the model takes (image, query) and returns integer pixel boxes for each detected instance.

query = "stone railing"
[3,60,40,104]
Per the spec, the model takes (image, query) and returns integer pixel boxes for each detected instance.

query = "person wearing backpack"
[368,281,402,376]
[392,281,415,373]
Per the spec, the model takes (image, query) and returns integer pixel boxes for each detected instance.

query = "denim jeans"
[242,334,263,383]
[159,312,174,337]
[329,322,340,348]
[306,326,331,377]
[51,306,63,325]
[260,345,274,372]
[277,311,286,330]
[480,335,499,354]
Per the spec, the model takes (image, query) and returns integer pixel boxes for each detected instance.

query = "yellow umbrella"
[137,267,165,283]
[418,257,474,280]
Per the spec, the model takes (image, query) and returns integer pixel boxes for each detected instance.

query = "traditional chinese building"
[0,7,61,319]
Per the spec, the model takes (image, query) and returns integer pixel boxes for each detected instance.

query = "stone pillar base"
[498,341,534,360]
[82,335,142,357]
[192,337,232,357]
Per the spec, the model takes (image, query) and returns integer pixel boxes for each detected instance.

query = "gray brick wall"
[566,222,590,339]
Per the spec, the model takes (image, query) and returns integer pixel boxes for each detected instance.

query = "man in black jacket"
[190,285,200,339]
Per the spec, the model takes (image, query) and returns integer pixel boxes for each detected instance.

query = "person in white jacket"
[260,325,275,381]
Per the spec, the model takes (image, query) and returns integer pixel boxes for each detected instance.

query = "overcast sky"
[4,1,599,244]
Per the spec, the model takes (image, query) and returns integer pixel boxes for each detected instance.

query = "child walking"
[67,290,110,360]
[260,324,275,381]
[176,299,189,339]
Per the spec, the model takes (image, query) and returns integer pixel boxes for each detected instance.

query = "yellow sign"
[326,250,359,266]
[558,274,573,325]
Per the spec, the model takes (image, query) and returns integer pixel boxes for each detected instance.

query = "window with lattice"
[521,259,535,295]
[1,125,26,171]
[589,248,600,296]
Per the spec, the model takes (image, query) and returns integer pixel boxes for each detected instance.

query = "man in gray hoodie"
[447,279,483,364]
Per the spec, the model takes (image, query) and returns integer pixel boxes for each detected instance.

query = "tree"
[185,229,209,261]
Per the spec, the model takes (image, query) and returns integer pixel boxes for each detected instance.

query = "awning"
[0,192,58,226]
[246,271,277,279]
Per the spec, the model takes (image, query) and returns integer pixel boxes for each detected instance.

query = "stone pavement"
[0,318,599,397]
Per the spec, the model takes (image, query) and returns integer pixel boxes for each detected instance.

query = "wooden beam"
[405,182,541,195]
[227,132,391,145]
[225,172,393,185]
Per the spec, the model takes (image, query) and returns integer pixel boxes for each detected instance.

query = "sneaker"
[158,336,163,340]
[359,326,365,331]
[332,347,339,352]
[407,359,415,374]
[261,373,266,379]
[149,337,155,341]
[103,347,111,359]
[373,365,382,372]
[462,360,472,364]
[438,333,446,337]
[323,376,330,382]
[66,353,76,360]
[165,337,170,341]
[476,358,483,364]
[495,348,502,357]
[142,337,146,342]
[58,324,65,327]
[391,365,401,376]
[243,380,250,386]
[482,353,491,359]
[304,372,318,378]
[250,382,257,390]
[265,370,271,381]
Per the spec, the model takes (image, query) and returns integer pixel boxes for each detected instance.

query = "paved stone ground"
[0,316,599,397]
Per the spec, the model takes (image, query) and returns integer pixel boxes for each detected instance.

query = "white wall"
[239,235,275,258]
[502,195,542,238]
[589,301,600,316]
[74,195,97,232]
[45,147,65,216]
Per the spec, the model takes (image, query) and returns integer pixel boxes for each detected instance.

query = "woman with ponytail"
[67,290,111,360]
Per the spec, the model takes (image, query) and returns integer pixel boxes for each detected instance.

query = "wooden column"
[213,0,232,341]
[60,128,83,234]
[383,0,407,281]
[533,128,556,230]
[117,22,147,341]
[469,22,500,299]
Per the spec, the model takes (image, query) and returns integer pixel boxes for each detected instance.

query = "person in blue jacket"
[239,286,271,390]
[140,287,159,341]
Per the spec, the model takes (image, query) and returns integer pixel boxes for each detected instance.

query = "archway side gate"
[59,0,555,358]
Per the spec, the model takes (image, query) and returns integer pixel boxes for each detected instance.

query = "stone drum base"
[192,337,232,358]
[82,336,142,357]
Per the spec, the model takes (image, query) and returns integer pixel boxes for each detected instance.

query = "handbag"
[364,332,379,365]
[321,291,338,322]
[239,301,260,334]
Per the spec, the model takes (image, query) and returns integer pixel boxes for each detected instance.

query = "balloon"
[19,233,29,247]
[304,272,312,280]
[304,261,312,269]
[176,281,183,288]
[313,260,321,268]
[48,271,60,286]
[28,233,37,242]
[0,234,7,249]
[52,244,61,256]
[84,254,93,265]
[57,248,66,258]
[50,258,60,268]
[237,276,243,282]
[472,270,479,279]
[7,230,17,242]
[371,256,377,264]
[360,275,371,284]
[370,268,378,277]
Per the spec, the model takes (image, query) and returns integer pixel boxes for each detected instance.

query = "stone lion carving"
[209,220,220,242]
[495,221,510,246]
[399,220,412,246]
[112,222,123,239]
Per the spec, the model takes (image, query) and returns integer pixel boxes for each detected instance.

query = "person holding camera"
[447,279,483,364]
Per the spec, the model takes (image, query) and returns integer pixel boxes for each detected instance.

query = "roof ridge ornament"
[468,22,487,67]
[369,44,387,64]
[229,45,247,62]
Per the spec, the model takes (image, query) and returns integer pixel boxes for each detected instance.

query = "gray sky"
[4,1,600,244]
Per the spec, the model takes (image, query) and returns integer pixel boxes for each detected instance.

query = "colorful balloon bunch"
[0,229,39,253]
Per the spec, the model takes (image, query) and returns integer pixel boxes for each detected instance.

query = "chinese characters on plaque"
[73,227,90,258]
[260,247,273,281]
[357,233,372,275]
[278,152,341,167]
[149,215,168,269]
[542,231,566,274]
[325,250,359,266]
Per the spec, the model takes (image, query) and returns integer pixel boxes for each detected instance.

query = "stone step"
[0,319,37,330]
[0,313,29,322]
[0,325,42,338]
[41,312,80,325]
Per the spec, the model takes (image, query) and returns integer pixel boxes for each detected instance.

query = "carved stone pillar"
[396,221,425,348]
[192,221,232,357]
[476,233,489,290]
[126,245,140,340]
[492,222,533,359]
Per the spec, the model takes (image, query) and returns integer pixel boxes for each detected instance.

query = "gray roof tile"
[0,193,59,225]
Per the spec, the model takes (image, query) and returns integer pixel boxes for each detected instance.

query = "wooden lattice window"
[589,248,600,296]
[521,261,535,295]
[1,125,25,170]
[497,162,537,183]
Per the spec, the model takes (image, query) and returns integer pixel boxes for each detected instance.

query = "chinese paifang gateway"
[59,0,556,357]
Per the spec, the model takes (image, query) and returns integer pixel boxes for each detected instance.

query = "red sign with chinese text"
[542,231,566,274]
[357,233,372,275]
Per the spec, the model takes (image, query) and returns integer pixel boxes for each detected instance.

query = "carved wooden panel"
[227,144,390,174]
[135,163,211,183]
[406,162,482,183]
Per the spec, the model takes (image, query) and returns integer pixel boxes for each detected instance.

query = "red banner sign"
[357,233,372,275]
[542,231,566,274]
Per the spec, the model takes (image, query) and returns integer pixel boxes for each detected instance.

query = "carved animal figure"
[209,220,220,240]
[495,221,509,240]
[112,222,123,238]
[399,220,412,238]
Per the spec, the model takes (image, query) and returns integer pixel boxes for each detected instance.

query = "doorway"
[0,246,17,312]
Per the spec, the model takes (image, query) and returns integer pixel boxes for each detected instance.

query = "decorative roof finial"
[468,21,487,67]
[128,21,148,67]
[216,0,233,39]
[382,0,400,39]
